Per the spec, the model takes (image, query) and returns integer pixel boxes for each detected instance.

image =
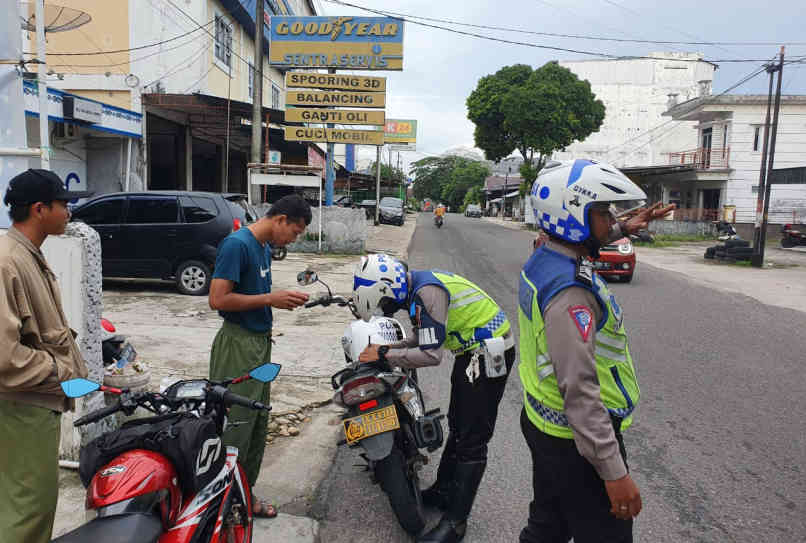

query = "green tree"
[463,185,484,207]
[410,155,490,211]
[368,161,405,183]
[466,61,606,175]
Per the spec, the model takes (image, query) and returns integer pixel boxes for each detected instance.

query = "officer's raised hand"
[605,473,642,520]
[620,202,676,235]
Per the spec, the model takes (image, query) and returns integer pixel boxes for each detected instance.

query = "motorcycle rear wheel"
[375,446,425,535]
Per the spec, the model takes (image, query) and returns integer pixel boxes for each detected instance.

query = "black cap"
[3,169,93,206]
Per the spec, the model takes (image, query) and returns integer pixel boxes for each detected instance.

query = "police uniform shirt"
[386,284,450,369]
[541,240,628,481]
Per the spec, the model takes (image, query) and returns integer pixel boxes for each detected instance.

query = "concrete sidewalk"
[636,243,806,314]
[481,216,529,231]
[53,220,418,542]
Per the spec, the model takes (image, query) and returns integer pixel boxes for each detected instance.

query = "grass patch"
[634,234,713,247]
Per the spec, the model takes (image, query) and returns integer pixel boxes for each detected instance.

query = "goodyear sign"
[285,127,385,146]
[269,16,404,70]
[285,108,385,126]
[286,90,385,108]
[285,72,386,92]
[384,119,417,144]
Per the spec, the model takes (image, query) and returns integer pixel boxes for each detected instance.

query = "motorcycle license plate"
[343,405,400,444]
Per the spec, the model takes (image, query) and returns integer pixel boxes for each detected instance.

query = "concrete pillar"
[185,126,193,191]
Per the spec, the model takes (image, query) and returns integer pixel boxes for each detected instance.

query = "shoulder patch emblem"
[569,305,593,342]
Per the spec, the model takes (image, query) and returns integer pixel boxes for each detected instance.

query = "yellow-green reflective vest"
[517,248,640,439]
[410,270,510,353]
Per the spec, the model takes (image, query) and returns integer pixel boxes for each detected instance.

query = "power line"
[50,30,210,69]
[598,0,739,59]
[27,21,214,57]
[321,0,806,55]
[142,40,212,89]
[602,61,773,159]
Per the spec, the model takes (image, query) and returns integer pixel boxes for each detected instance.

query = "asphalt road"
[313,213,806,542]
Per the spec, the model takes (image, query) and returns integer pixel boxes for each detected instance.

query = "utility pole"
[35,0,49,169]
[325,66,336,206]
[375,146,381,225]
[751,61,776,261]
[250,0,264,197]
[754,46,785,267]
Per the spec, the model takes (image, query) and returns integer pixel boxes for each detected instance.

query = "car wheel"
[176,260,211,296]
[781,237,796,248]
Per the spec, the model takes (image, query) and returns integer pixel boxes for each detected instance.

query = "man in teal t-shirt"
[208,194,311,518]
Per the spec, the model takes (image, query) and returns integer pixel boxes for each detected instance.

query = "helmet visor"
[608,199,646,218]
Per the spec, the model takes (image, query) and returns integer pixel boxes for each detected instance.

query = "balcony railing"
[667,147,730,170]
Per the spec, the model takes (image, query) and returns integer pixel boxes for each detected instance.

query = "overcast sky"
[317,0,806,172]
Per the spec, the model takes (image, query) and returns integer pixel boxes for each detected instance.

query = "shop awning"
[250,172,321,187]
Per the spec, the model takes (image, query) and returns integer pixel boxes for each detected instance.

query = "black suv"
[71,191,258,295]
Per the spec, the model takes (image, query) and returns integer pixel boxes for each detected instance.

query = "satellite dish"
[19,2,91,33]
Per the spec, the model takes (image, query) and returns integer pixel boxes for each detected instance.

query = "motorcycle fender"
[359,431,395,461]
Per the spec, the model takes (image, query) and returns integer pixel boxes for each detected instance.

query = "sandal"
[252,496,278,518]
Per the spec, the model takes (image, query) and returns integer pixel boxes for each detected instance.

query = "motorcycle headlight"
[618,241,633,255]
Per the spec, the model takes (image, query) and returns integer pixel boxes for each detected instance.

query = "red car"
[532,233,636,283]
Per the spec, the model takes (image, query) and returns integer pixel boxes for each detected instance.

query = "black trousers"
[444,346,516,463]
[519,408,633,543]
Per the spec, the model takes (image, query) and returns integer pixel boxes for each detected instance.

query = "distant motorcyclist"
[434,204,446,227]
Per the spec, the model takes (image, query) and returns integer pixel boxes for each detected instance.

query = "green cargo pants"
[209,320,272,487]
[0,398,61,543]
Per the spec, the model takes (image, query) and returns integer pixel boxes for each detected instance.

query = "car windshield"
[380,197,402,207]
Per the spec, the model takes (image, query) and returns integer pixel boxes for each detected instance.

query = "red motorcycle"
[53,363,281,543]
[781,224,806,248]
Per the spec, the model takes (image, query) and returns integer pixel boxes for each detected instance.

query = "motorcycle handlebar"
[209,385,271,411]
[304,295,350,309]
[74,401,121,427]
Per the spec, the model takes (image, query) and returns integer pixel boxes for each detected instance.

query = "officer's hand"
[267,290,309,310]
[621,202,676,235]
[605,474,642,520]
[359,344,380,363]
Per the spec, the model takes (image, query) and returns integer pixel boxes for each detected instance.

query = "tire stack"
[704,238,753,262]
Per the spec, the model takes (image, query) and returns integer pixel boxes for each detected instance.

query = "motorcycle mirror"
[249,362,282,383]
[297,269,319,286]
[61,378,101,398]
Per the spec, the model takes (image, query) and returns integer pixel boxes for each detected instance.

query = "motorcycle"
[298,269,444,535]
[434,215,443,228]
[781,224,806,248]
[52,362,282,543]
[271,246,287,261]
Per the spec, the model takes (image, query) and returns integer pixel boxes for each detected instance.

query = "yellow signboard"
[285,127,385,146]
[285,90,385,108]
[285,108,385,126]
[285,72,386,92]
[269,16,404,71]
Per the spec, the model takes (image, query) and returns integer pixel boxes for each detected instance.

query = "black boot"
[417,461,486,543]
[422,435,457,511]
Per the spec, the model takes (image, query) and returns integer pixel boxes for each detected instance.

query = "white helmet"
[530,159,647,244]
[352,254,409,322]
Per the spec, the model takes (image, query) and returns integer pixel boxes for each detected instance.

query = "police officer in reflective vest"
[518,160,674,543]
[354,254,516,543]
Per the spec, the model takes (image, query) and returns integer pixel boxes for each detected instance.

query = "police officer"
[354,254,515,543]
[518,160,673,543]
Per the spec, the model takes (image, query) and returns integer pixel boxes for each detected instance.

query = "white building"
[625,95,806,225]
[554,52,716,168]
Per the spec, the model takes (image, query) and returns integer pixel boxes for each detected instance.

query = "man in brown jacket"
[0,169,91,543]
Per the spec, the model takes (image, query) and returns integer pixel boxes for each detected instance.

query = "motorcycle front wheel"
[374,446,425,535]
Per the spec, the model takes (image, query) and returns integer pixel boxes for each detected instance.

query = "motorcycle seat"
[52,513,162,543]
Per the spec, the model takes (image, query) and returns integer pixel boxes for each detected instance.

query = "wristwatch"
[377,345,390,363]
